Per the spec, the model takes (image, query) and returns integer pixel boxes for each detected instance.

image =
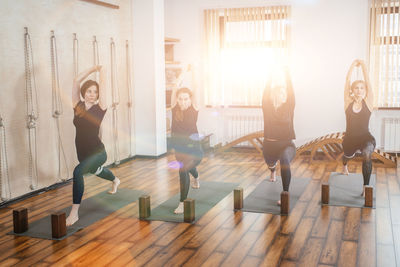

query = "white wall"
[0,0,134,201]
[164,0,386,147]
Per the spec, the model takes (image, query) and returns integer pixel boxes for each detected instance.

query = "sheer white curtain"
[204,6,291,107]
[369,0,400,107]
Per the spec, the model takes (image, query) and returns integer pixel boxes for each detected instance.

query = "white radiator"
[382,117,400,152]
[225,114,263,147]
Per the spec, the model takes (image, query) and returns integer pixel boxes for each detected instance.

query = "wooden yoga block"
[234,187,243,210]
[364,186,373,207]
[51,212,67,239]
[184,198,195,223]
[321,183,330,204]
[139,195,151,219]
[280,191,289,215]
[13,208,28,233]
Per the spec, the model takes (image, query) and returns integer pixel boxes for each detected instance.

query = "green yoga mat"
[144,181,238,223]
[324,172,376,208]
[241,177,311,215]
[8,188,145,240]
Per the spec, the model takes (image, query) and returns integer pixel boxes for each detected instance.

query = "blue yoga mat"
[8,188,145,240]
[324,172,376,208]
[144,181,238,223]
[241,177,311,215]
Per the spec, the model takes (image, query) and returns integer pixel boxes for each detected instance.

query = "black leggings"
[73,150,115,204]
[342,141,374,185]
[176,152,202,202]
[263,140,296,191]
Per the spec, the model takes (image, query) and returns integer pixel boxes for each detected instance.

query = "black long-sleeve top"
[262,76,296,141]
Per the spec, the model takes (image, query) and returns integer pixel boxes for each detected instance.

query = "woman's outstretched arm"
[72,65,98,108]
[359,60,374,112]
[97,65,107,110]
[344,60,358,111]
[284,67,295,108]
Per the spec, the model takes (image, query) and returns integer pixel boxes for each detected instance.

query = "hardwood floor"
[0,151,398,266]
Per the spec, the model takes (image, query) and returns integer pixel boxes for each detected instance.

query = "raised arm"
[97,65,107,110]
[359,60,374,112]
[171,87,178,109]
[262,78,272,109]
[344,60,358,110]
[72,65,98,108]
[284,67,295,108]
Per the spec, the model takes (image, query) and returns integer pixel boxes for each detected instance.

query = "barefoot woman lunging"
[66,65,120,226]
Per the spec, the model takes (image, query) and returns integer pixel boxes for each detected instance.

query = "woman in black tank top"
[66,65,120,226]
[262,67,296,205]
[342,59,375,195]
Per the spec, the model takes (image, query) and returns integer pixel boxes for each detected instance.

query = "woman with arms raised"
[342,59,375,196]
[66,65,120,226]
[262,67,296,205]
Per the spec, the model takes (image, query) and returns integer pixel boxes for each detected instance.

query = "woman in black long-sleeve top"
[262,68,296,205]
[171,87,203,214]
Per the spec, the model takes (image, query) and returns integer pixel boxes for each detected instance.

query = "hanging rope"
[110,38,120,165]
[50,30,69,182]
[125,40,133,157]
[93,36,100,81]
[0,116,11,201]
[24,27,39,190]
[73,33,79,78]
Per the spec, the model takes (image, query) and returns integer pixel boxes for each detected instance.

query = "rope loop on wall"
[0,116,11,201]
[50,30,69,182]
[110,37,120,165]
[126,40,133,157]
[24,27,39,190]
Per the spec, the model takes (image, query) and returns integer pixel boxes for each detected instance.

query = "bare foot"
[342,165,349,175]
[191,176,200,189]
[269,170,277,182]
[66,214,79,226]
[66,204,80,226]
[277,200,281,206]
[174,202,184,214]
[108,177,120,194]
[361,185,366,197]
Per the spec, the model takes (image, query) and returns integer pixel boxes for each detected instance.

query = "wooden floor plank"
[259,234,289,266]
[183,228,231,266]
[337,241,357,267]
[298,238,325,267]
[343,208,361,241]
[358,222,376,267]
[284,217,315,260]
[220,231,260,267]
[319,220,345,265]
[201,251,227,267]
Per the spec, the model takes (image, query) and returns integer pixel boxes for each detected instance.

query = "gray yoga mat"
[144,181,238,223]
[242,177,311,215]
[323,172,376,208]
[8,188,145,240]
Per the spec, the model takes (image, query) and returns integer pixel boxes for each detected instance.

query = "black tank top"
[262,87,296,141]
[171,105,200,153]
[345,100,371,137]
[73,101,106,162]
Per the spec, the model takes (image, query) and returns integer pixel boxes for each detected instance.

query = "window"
[369,0,400,108]
[204,6,291,107]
